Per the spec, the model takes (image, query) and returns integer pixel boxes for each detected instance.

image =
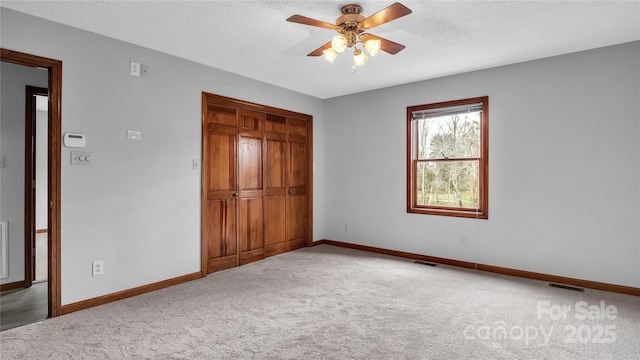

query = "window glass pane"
[416,111,481,160]
[416,160,479,208]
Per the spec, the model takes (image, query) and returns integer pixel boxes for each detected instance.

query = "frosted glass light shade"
[323,48,338,63]
[331,35,348,53]
[364,39,381,56]
[353,49,368,66]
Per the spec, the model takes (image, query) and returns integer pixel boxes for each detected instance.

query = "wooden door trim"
[305,119,313,248]
[24,86,48,287]
[200,93,209,277]
[1,48,62,318]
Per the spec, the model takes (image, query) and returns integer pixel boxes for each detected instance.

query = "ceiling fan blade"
[287,15,339,30]
[363,34,406,55]
[360,2,412,30]
[307,41,333,57]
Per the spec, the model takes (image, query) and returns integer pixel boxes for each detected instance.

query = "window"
[407,96,488,219]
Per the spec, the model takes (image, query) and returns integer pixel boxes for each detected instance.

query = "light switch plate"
[127,130,142,140]
[71,151,93,166]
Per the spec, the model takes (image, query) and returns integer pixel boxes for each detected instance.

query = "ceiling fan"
[287,2,412,67]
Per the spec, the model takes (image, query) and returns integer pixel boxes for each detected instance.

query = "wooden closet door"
[201,92,312,274]
[204,105,239,273]
[264,115,287,256]
[238,110,265,265]
[286,118,308,251]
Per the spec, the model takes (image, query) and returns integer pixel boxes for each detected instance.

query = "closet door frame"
[200,93,313,275]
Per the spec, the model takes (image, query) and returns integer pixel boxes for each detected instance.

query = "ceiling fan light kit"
[364,38,381,56]
[331,35,348,53]
[287,2,411,68]
[322,48,339,63]
[353,48,368,66]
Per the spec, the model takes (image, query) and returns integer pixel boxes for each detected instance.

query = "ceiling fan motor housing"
[336,4,366,47]
[337,5,365,27]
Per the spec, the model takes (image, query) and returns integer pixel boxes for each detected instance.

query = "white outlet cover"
[130,62,140,76]
[92,260,104,276]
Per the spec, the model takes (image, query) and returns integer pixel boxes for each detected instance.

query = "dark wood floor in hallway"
[0,281,48,331]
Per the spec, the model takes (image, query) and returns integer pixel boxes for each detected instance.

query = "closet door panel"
[287,193,307,250]
[207,104,237,127]
[264,195,286,256]
[239,196,264,264]
[287,119,308,251]
[204,104,239,273]
[207,199,238,272]
[264,114,287,256]
[238,109,266,265]
[208,129,237,191]
[239,136,263,191]
[266,140,286,190]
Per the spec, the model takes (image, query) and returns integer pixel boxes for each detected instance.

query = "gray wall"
[1,8,325,304]
[324,41,640,288]
[0,61,48,284]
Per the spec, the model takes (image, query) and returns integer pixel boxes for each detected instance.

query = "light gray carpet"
[1,244,639,359]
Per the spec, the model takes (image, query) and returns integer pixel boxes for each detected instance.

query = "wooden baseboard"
[314,239,640,297]
[0,280,25,292]
[60,272,203,315]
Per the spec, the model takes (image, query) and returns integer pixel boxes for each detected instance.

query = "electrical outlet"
[460,235,468,246]
[141,64,150,77]
[92,260,104,276]
[130,62,140,76]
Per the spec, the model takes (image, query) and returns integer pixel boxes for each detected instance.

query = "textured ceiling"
[2,1,639,99]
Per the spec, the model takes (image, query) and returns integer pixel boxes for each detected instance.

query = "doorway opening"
[25,89,49,287]
[0,48,62,329]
